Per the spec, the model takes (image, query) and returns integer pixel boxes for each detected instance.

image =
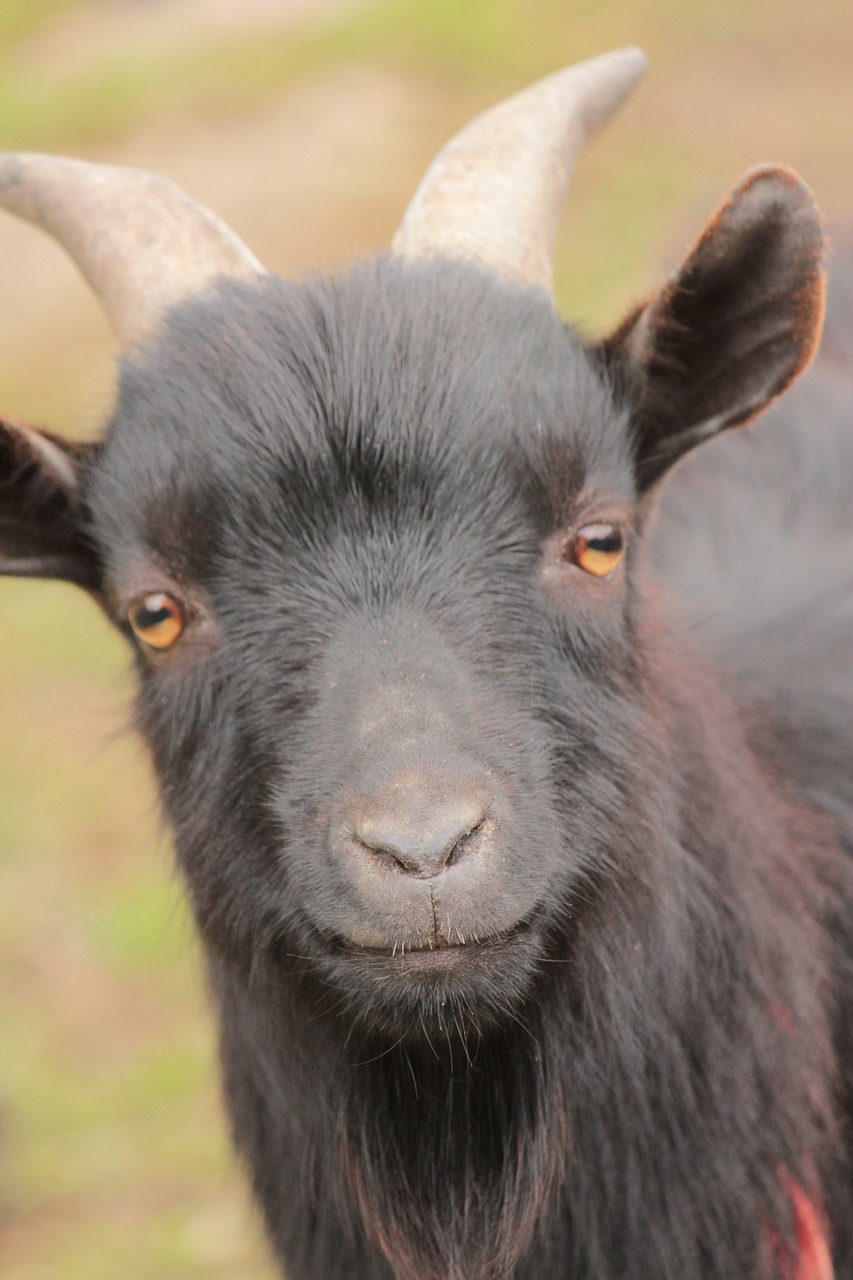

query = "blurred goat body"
[0,49,851,1280]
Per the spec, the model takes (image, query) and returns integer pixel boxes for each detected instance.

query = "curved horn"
[392,47,647,297]
[0,154,264,347]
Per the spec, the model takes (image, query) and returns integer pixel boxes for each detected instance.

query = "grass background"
[1,1,851,1275]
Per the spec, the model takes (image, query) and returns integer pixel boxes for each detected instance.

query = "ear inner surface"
[0,417,101,588]
[603,165,826,488]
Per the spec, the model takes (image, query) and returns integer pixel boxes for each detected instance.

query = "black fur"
[77,255,853,1277]
[3,238,852,1274]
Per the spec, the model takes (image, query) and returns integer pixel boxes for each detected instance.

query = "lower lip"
[339,920,530,961]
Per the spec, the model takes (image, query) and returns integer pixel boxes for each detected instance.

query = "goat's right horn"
[392,47,647,299]
[0,154,264,348]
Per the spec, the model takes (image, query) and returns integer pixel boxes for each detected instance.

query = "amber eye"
[127,593,186,650]
[568,523,625,578]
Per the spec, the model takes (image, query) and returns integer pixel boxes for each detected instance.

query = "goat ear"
[601,166,826,489]
[0,415,102,589]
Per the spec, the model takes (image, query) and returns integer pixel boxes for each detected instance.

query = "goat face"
[85,260,638,1034]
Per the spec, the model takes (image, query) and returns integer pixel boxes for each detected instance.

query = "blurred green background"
[0,1,851,1276]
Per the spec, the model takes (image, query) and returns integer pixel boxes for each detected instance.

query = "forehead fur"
[92,256,632,572]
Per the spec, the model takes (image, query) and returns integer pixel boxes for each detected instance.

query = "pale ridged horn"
[392,47,647,297]
[0,154,264,347]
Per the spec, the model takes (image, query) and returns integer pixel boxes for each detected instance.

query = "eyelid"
[570,498,635,532]
[107,562,192,617]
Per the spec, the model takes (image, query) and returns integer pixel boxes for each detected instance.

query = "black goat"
[1,48,851,1280]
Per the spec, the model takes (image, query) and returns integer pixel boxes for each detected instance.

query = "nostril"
[445,817,484,868]
[353,799,487,879]
[351,828,413,875]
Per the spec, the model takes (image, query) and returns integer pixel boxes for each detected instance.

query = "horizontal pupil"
[585,534,621,554]
[137,606,173,629]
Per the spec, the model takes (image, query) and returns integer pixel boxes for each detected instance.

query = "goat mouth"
[321,916,543,1034]
[338,917,532,960]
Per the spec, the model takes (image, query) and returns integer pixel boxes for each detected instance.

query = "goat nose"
[354,796,485,878]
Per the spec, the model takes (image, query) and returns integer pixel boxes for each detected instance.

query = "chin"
[316,915,544,1040]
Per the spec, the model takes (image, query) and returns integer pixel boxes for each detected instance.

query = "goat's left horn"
[0,154,264,347]
[392,47,646,298]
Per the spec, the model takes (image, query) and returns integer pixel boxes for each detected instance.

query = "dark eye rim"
[563,520,627,580]
[126,590,189,650]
